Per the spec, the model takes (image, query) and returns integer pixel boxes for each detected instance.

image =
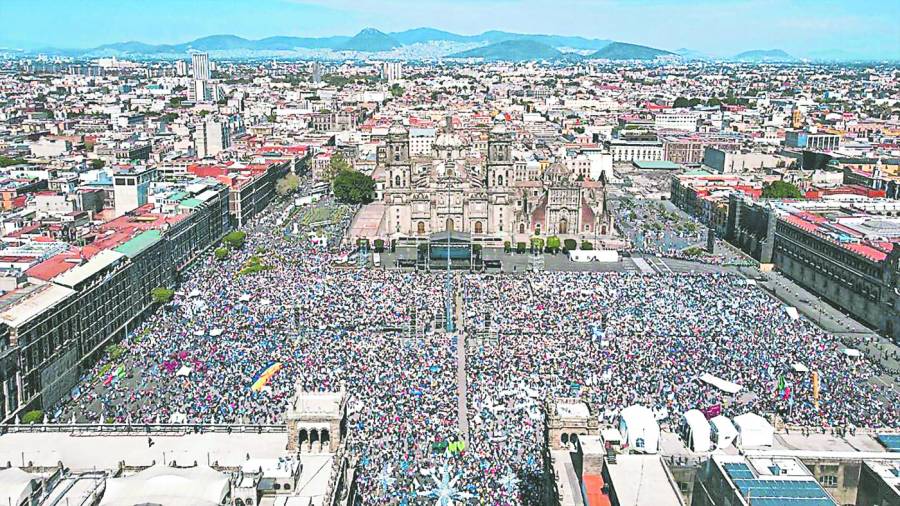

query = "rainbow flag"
[250,362,282,392]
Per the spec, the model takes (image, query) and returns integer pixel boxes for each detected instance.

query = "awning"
[698,373,743,394]
[840,348,862,358]
[791,363,809,373]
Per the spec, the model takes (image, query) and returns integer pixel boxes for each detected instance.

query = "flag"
[250,362,282,392]
[775,375,785,395]
[812,371,820,409]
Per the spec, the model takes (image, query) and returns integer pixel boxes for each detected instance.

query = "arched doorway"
[417,221,426,234]
[445,218,454,232]
[474,221,483,234]
[321,429,330,449]
[558,218,568,235]
[298,429,308,448]
[310,429,320,449]
[519,223,525,234]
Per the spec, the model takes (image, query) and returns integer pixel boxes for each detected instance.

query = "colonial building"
[375,123,614,244]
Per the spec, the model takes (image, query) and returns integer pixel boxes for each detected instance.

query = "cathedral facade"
[376,123,614,245]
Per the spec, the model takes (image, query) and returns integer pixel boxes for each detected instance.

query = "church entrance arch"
[445,218,454,232]
[417,221,426,234]
[474,221,483,234]
[559,218,568,235]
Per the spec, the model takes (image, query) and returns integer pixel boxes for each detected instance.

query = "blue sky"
[1,0,898,58]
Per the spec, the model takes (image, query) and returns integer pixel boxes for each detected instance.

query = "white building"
[191,52,210,80]
[655,110,700,132]
[112,167,156,216]
[609,140,664,162]
[194,119,231,159]
[409,128,436,157]
[29,138,71,158]
[380,62,403,83]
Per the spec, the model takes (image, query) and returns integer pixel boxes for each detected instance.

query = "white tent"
[709,415,737,449]
[0,467,37,506]
[733,412,774,449]
[100,464,229,506]
[785,306,800,320]
[569,250,619,263]
[840,348,862,358]
[209,328,223,337]
[682,410,712,452]
[791,363,809,373]
[698,373,743,394]
[176,366,192,377]
[618,405,660,454]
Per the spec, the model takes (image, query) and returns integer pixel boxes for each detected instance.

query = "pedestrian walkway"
[455,289,469,440]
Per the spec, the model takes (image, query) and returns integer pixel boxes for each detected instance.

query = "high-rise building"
[175,60,188,77]
[380,62,403,83]
[194,119,231,159]
[311,62,322,84]
[191,53,210,80]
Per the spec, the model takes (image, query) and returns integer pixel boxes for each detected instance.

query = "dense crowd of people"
[53,191,898,505]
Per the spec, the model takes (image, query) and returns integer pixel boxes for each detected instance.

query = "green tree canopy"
[762,180,804,199]
[22,410,43,424]
[150,287,174,304]
[224,231,247,249]
[90,159,105,170]
[275,173,301,196]
[332,170,375,204]
[322,153,351,182]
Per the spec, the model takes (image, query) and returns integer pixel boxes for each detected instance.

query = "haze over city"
[2,0,899,59]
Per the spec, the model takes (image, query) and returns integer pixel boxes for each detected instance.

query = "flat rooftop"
[605,454,682,506]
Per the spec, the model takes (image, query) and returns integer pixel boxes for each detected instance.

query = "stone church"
[376,122,614,244]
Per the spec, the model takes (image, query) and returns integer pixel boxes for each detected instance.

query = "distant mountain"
[589,42,674,60]
[449,40,566,61]
[390,28,470,45]
[338,28,401,52]
[674,48,713,61]
[733,49,797,62]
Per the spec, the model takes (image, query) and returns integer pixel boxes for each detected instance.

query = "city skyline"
[2,0,899,59]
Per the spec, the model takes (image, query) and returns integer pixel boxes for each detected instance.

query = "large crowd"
[53,191,898,505]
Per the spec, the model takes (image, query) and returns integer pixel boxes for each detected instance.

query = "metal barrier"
[0,423,287,435]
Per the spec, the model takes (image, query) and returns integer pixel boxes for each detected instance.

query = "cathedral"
[375,122,614,245]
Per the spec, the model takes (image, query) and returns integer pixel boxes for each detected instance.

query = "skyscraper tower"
[191,53,210,80]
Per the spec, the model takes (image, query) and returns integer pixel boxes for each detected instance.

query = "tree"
[516,242,527,254]
[581,241,594,250]
[22,410,43,424]
[564,239,577,251]
[504,241,511,253]
[546,236,561,253]
[761,180,803,199]
[322,153,351,182]
[214,247,228,260]
[332,170,375,204]
[151,287,175,304]
[275,173,301,196]
[224,231,247,249]
[90,159,105,170]
[531,237,545,253]
[390,83,405,97]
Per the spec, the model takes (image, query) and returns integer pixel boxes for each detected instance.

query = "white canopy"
[569,250,619,263]
[698,373,743,394]
[785,306,799,320]
[791,363,809,373]
[0,467,37,506]
[618,404,660,454]
[733,412,774,449]
[709,415,737,449]
[176,366,192,377]
[840,348,862,358]
[682,410,711,452]
[100,464,229,506]
[209,328,223,337]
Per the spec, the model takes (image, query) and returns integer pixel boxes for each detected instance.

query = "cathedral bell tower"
[383,121,411,189]
[487,125,513,189]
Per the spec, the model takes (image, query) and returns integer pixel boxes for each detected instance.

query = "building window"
[417,222,425,234]
[821,475,837,487]
[474,221,483,234]
[394,175,401,187]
